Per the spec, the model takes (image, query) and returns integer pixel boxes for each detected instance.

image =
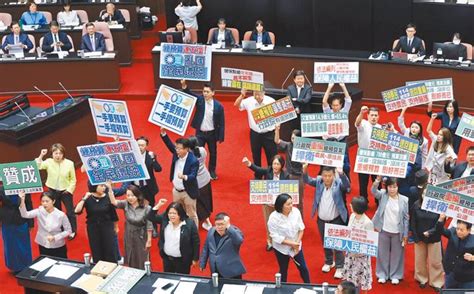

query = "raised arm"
[426,113,437,136]
[355,106,368,127]
[74,192,91,214]
[322,83,334,110]
[147,198,168,224]
[160,129,178,155]
[18,191,39,219]
[397,107,408,134]
[274,124,281,145]
[242,157,267,178]
[371,176,384,200]
[302,163,318,187]
[234,88,246,108]
[105,180,117,206]
[35,148,48,166]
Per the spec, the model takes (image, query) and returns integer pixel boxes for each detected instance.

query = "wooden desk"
[0,53,121,95]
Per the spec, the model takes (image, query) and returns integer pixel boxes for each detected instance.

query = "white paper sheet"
[294,288,317,294]
[244,285,265,294]
[152,278,179,293]
[173,281,197,294]
[230,48,243,53]
[45,264,79,280]
[29,257,57,272]
[221,284,246,294]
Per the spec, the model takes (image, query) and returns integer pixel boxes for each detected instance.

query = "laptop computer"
[159,31,183,44]
[242,40,257,51]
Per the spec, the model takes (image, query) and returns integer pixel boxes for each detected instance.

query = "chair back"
[228,28,240,45]
[0,13,12,27]
[75,10,89,24]
[243,31,252,41]
[268,31,275,45]
[27,34,35,53]
[119,9,130,23]
[39,11,52,24]
[462,42,473,60]
[207,27,217,44]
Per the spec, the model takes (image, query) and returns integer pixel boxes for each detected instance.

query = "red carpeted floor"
[0,19,465,294]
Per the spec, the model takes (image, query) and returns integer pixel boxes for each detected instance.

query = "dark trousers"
[39,245,67,259]
[87,221,117,263]
[140,185,156,207]
[218,272,242,280]
[162,254,190,274]
[49,188,77,233]
[273,248,310,283]
[445,272,474,289]
[358,173,378,203]
[196,130,218,173]
[250,130,277,179]
[317,216,345,268]
[289,173,304,216]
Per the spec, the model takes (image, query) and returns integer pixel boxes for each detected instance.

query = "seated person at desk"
[447,32,468,60]
[99,3,125,25]
[20,1,47,26]
[57,1,80,27]
[392,23,425,55]
[250,20,273,46]
[174,20,192,44]
[41,21,72,53]
[80,22,106,53]
[1,21,33,53]
[208,18,235,47]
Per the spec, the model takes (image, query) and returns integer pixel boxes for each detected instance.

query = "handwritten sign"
[292,137,346,168]
[422,185,474,224]
[406,78,453,102]
[89,98,134,140]
[77,140,150,185]
[148,85,197,136]
[455,113,474,143]
[354,148,409,178]
[369,127,419,163]
[314,62,359,83]
[160,43,212,81]
[251,97,297,130]
[381,83,429,112]
[249,180,299,205]
[221,67,264,91]
[301,112,349,138]
[324,223,379,257]
[0,161,43,195]
[437,176,474,197]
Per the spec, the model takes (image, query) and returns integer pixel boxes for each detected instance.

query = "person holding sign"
[426,115,457,185]
[35,144,77,240]
[235,88,277,179]
[243,155,289,251]
[160,129,200,229]
[267,193,310,283]
[181,79,225,180]
[444,146,474,179]
[19,191,72,258]
[427,100,461,154]
[341,196,374,292]
[371,176,409,285]
[398,107,429,169]
[355,106,381,203]
[303,165,350,279]
[436,214,474,289]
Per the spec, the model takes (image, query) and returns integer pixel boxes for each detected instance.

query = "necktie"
[408,39,412,47]
[53,34,58,51]
[90,35,95,51]
[297,87,301,98]
[14,35,19,45]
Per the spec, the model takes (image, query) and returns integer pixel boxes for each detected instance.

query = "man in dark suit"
[207,18,235,47]
[80,22,106,53]
[393,23,425,55]
[181,80,225,180]
[1,21,33,53]
[99,3,125,25]
[286,70,312,114]
[41,21,72,53]
[199,212,246,279]
[160,129,200,228]
[445,146,474,179]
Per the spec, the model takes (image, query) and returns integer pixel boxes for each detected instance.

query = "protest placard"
[422,185,474,224]
[221,67,264,91]
[381,83,429,112]
[249,180,299,205]
[455,113,474,143]
[300,112,349,138]
[77,140,150,185]
[159,43,212,81]
[313,62,359,83]
[88,98,134,140]
[437,176,474,197]
[251,97,297,130]
[148,85,197,136]
[406,78,453,102]
[354,148,409,178]
[0,161,43,195]
[369,127,419,163]
[291,137,346,168]
[324,223,379,257]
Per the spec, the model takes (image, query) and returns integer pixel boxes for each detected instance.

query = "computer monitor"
[159,31,184,44]
[432,42,462,60]
[242,40,257,51]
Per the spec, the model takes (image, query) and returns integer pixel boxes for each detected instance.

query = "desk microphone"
[58,82,75,102]
[34,86,56,114]
[280,68,295,90]
[14,102,32,125]
[303,73,312,87]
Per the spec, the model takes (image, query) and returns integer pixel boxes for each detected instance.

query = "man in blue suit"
[181,80,225,180]
[393,23,425,55]
[286,70,312,114]
[160,129,200,228]
[41,21,72,53]
[199,212,246,279]
[1,21,33,53]
[445,146,474,179]
[80,22,106,53]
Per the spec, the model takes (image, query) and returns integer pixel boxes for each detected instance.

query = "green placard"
[0,161,43,195]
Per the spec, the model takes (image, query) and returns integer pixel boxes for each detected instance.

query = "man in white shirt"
[355,106,381,203]
[234,88,277,179]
